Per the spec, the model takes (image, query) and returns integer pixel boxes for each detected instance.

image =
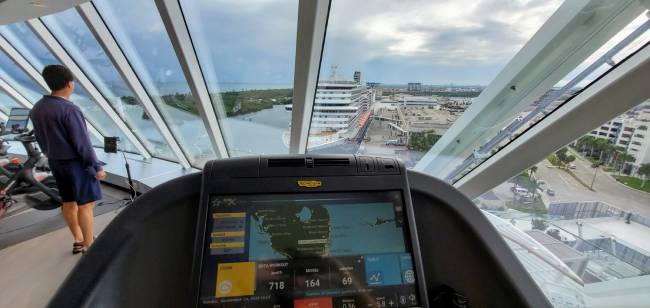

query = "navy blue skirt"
[49,159,102,205]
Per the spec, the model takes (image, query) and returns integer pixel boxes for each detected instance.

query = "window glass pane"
[306,0,563,168]
[180,0,297,156]
[0,49,44,102]
[94,0,217,166]
[41,8,176,161]
[0,22,59,70]
[445,11,650,183]
[475,101,650,307]
[0,89,23,115]
[0,22,136,151]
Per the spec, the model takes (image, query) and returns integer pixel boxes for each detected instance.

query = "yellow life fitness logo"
[297,180,322,188]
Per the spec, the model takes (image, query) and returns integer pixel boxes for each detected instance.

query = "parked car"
[537,180,546,185]
[513,187,529,194]
[568,163,577,169]
[546,188,556,196]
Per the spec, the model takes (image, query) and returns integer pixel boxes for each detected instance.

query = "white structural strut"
[415,0,644,179]
[154,0,229,159]
[456,44,650,199]
[0,35,49,91]
[0,77,34,108]
[0,32,104,142]
[26,18,151,159]
[446,18,650,183]
[76,3,191,169]
[289,0,331,154]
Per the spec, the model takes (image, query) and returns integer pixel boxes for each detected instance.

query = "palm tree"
[601,143,617,165]
[578,136,596,154]
[638,163,650,188]
[594,138,609,162]
[616,153,636,174]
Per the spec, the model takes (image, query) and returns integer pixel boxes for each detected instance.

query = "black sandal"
[73,242,84,254]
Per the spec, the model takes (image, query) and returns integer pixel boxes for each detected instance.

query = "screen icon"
[294,297,332,308]
[215,262,256,298]
[364,254,402,286]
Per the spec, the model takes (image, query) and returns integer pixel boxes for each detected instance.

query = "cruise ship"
[306,67,373,148]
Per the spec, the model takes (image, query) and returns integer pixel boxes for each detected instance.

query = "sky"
[1,0,566,92]
[94,0,564,88]
[321,0,563,85]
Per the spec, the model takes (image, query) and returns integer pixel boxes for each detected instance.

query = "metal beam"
[446,17,650,183]
[26,18,152,159]
[456,44,650,199]
[415,0,644,179]
[0,34,49,91]
[76,3,191,169]
[0,77,34,108]
[0,32,104,142]
[154,0,229,159]
[289,0,331,154]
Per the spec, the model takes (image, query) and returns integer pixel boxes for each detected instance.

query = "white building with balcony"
[589,102,650,170]
[307,69,372,147]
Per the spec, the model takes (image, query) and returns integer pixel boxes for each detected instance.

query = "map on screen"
[199,191,421,307]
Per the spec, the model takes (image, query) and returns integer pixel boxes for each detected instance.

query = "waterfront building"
[589,101,650,171]
[407,82,422,92]
[308,72,372,147]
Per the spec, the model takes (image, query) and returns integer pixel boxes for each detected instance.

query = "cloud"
[91,0,563,87]
[321,0,563,84]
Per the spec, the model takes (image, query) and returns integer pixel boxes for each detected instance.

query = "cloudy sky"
[321,0,562,85]
[90,0,564,89]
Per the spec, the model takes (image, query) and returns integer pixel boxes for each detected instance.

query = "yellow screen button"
[210,242,244,249]
[215,262,256,298]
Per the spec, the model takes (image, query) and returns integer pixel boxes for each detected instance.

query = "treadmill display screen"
[199,191,421,307]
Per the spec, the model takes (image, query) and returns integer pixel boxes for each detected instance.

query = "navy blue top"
[29,95,102,171]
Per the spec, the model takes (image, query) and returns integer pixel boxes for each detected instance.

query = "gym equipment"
[49,155,552,308]
[0,131,61,218]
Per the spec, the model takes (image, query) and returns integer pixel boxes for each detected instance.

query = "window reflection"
[0,22,59,70]
[476,101,650,307]
[306,0,562,168]
[0,49,44,102]
[0,22,136,151]
[442,12,650,183]
[41,8,176,160]
[180,0,298,156]
[0,90,22,115]
[94,0,217,166]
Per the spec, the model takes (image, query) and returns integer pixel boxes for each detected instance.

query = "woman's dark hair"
[42,65,74,91]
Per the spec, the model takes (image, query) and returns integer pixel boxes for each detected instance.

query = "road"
[533,151,650,218]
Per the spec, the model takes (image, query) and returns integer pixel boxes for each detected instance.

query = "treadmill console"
[192,156,427,307]
[48,155,553,308]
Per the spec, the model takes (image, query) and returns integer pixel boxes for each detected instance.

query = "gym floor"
[0,185,129,308]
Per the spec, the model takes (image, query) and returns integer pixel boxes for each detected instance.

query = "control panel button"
[294,297,333,308]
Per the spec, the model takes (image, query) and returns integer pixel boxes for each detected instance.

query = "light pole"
[590,162,600,190]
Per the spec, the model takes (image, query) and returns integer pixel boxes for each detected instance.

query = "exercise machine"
[0,108,60,218]
[49,155,551,307]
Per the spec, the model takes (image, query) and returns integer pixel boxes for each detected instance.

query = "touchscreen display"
[198,191,421,307]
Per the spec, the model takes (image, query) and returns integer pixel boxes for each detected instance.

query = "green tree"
[600,143,617,163]
[555,147,575,169]
[556,147,568,163]
[407,131,441,152]
[616,153,636,173]
[639,163,650,188]
[578,135,596,154]
[593,138,609,160]
[532,218,548,231]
